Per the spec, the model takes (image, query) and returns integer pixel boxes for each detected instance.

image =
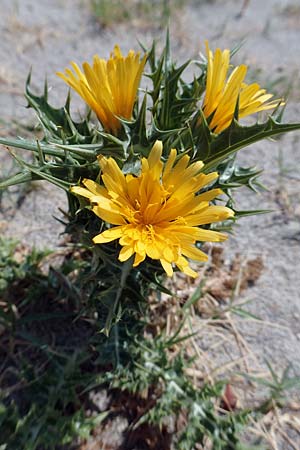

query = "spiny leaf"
[0,137,74,159]
[0,170,34,189]
[25,72,94,144]
[203,116,300,171]
[0,137,100,163]
[216,156,264,192]
[119,93,148,148]
[233,209,273,218]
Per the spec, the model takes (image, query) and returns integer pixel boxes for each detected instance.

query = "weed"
[0,239,299,449]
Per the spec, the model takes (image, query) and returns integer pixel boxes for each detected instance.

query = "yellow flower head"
[71,141,234,277]
[202,41,282,134]
[57,46,147,135]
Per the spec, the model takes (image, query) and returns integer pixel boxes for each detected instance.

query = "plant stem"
[114,321,120,367]
[113,256,134,367]
[103,256,134,340]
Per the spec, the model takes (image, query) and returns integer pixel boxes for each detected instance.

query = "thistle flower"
[57,46,147,135]
[202,41,282,134]
[71,141,234,277]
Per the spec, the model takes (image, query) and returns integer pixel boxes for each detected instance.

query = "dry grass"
[146,244,300,449]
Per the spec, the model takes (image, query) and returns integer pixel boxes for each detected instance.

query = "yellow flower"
[71,141,234,278]
[202,41,282,134]
[57,46,147,135]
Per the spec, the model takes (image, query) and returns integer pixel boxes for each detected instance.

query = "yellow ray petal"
[82,179,108,197]
[160,259,173,277]
[119,245,135,262]
[93,226,124,243]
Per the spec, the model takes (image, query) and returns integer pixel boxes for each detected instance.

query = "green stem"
[114,322,120,368]
[114,257,134,367]
[103,256,134,342]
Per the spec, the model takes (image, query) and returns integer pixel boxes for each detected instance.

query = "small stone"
[294,205,300,218]
[282,221,300,241]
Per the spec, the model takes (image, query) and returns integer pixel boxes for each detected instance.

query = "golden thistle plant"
[1,35,300,334]
[2,35,300,449]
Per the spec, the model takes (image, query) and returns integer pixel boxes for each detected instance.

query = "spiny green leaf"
[25,72,94,144]
[0,137,74,159]
[0,170,34,189]
[203,116,300,171]
[233,209,273,218]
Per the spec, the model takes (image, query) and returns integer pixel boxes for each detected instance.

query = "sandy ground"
[0,0,300,446]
